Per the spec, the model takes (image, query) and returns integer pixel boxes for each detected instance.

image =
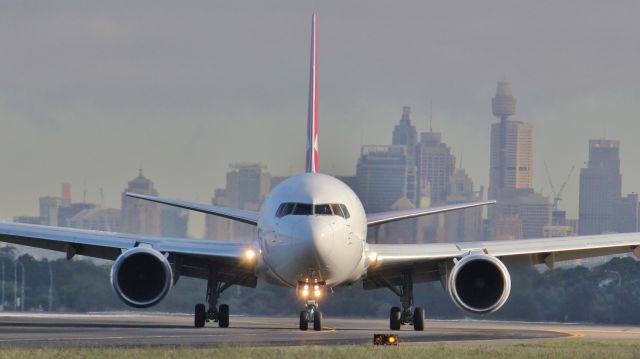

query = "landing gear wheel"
[218,304,230,328]
[299,311,309,331]
[413,307,425,331]
[390,306,401,331]
[313,311,323,331]
[194,303,206,328]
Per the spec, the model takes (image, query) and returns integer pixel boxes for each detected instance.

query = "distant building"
[487,81,548,239]
[355,145,413,213]
[39,196,62,226]
[58,203,97,227]
[13,216,47,225]
[494,189,551,239]
[161,207,189,238]
[488,81,533,200]
[443,169,483,243]
[121,169,161,235]
[67,207,121,232]
[612,193,639,233]
[205,163,271,241]
[578,139,622,235]
[379,196,425,244]
[416,131,456,205]
[391,107,418,204]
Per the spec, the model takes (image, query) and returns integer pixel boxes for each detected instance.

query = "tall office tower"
[355,145,414,213]
[443,169,483,243]
[487,81,549,239]
[416,131,456,205]
[578,139,622,235]
[121,169,161,235]
[488,81,533,199]
[205,163,271,241]
[391,106,418,204]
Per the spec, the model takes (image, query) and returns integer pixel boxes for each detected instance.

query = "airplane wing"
[125,193,259,226]
[364,233,640,289]
[366,200,495,227]
[0,221,257,287]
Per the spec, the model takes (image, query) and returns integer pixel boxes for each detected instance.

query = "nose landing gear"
[297,280,325,331]
[300,300,323,331]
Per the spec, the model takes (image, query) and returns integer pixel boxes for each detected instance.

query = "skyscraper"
[416,131,456,205]
[355,145,413,213]
[578,139,622,235]
[488,82,533,199]
[391,106,418,204]
[487,81,550,239]
[205,163,271,241]
[121,169,161,235]
[444,169,483,242]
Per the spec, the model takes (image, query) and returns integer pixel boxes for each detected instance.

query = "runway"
[0,313,638,347]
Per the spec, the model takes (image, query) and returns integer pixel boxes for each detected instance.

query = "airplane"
[1,13,640,332]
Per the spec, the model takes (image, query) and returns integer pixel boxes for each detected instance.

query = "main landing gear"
[194,274,232,328]
[386,271,424,331]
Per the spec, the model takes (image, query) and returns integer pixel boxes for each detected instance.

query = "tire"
[390,307,401,331]
[194,303,206,328]
[313,311,323,331]
[299,311,309,331]
[413,307,425,331]
[218,304,230,328]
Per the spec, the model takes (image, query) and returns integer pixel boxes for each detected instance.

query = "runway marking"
[323,326,337,332]
[551,330,585,339]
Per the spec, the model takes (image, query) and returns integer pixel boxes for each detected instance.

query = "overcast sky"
[1,1,639,237]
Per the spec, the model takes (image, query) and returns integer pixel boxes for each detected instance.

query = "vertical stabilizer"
[305,14,319,173]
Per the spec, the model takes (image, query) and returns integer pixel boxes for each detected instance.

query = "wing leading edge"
[125,193,259,226]
[366,200,495,227]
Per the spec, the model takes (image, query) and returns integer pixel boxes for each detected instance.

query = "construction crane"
[544,161,576,211]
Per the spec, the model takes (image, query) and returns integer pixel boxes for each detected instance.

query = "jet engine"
[447,254,511,314]
[110,247,173,308]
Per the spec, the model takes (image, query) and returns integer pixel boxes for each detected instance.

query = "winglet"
[305,13,319,173]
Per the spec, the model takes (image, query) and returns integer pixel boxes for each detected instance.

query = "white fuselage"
[256,173,368,287]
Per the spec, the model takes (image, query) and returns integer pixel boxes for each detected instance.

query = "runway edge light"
[373,334,399,347]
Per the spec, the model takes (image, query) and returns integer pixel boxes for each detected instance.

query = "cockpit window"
[292,203,313,215]
[276,202,350,219]
[330,204,343,217]
[340,204,351,219]
[276,203,295,218]
[314,204,332,215]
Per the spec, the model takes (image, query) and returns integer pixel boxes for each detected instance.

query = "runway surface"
[0,312,638,347]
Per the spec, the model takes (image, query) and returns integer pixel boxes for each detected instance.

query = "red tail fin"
[305,13,319,173]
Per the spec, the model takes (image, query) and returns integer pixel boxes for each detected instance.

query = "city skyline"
[1,1,639,237]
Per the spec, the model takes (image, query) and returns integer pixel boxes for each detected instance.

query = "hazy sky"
[1,1,639,237]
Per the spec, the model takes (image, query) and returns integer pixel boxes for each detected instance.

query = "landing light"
[368,252,378,263]
[314,289,321,297]
[244,249,256,261]
[302,289,309,297]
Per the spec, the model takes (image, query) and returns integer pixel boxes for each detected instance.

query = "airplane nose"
[309,218,335,262]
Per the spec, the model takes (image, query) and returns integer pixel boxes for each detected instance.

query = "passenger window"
[292,203,312,215]
[315,204,332,215]
[330,204,343,218]
[340,204,350,219]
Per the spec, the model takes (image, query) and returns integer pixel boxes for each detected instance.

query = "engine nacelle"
[110,247,173,308]
[447,254,511,314]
